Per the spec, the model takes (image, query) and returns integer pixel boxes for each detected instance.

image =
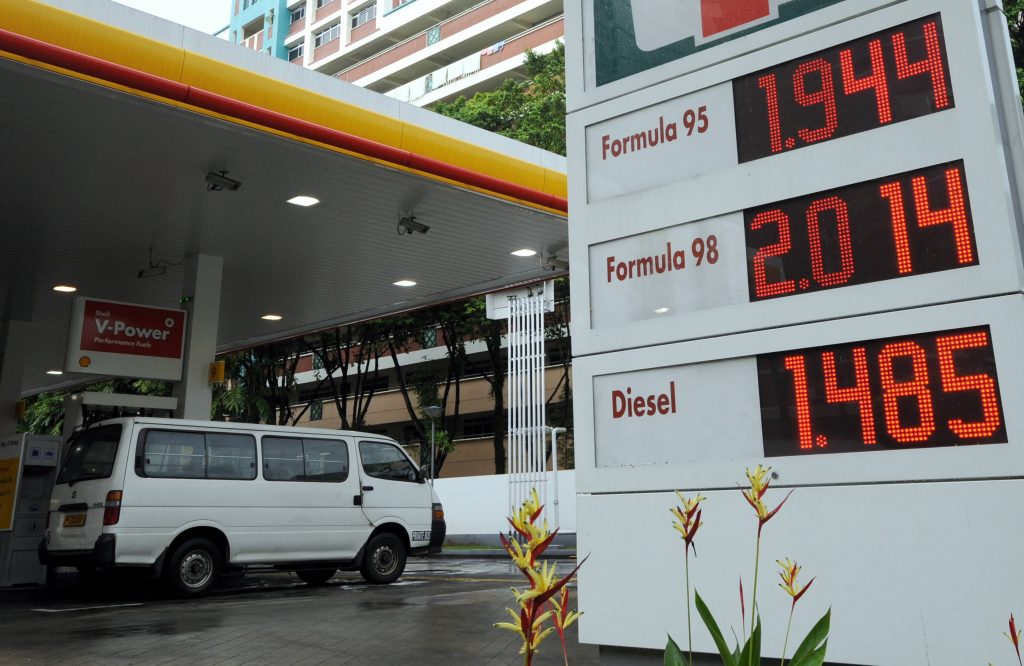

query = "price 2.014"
[745,161,977,301]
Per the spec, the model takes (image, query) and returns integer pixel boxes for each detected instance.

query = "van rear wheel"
[360,533,406,584]
[165,538,221,597]
[296,568,335,585]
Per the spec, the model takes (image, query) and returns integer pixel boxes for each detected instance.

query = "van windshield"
[56,424,123,485]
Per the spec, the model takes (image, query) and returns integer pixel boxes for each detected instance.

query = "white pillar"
[173,254,223,420]
[0,320,30,436]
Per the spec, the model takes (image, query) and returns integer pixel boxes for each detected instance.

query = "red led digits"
[877,342,936,443]
[784,355,822,449]
[911,168,974,265]
[736,15,954,163]
[747,161,978,302]
[879,180,914,274]
[750,210,797,298]
[760,327,1006,457]
[892,21,950,110]
[806,196,854,287]
[839,39,893,124]
[935,331,1002,439]
[792,59,839,144]
[757,73,784,154]
[822,347,877,445]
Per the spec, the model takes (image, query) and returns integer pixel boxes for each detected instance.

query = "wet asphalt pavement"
[0,557,597,665]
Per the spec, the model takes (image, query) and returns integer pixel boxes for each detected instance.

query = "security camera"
[206,171,242,192]
[397,215,429,235]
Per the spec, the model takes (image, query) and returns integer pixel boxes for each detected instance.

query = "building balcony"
[330,0,559,87]
[384,17,562,106]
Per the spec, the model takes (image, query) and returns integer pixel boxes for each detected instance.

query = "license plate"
[63,514,86,527]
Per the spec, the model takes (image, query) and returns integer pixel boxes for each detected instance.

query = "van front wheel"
[360,533,406,584]
[165,538,221,597]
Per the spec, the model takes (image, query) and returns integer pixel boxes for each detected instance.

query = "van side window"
[206,433,258,480]
[138,430,257,480]
[142,431,206,478]
[262,437,348,482]
[358,440,418,482]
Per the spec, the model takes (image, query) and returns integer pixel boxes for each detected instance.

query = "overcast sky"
[111,0,233,35]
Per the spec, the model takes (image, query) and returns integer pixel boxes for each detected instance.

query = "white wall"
[434,470,576,539]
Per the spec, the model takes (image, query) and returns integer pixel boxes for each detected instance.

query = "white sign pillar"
[173,254,223,420]
[566,0,1024,663]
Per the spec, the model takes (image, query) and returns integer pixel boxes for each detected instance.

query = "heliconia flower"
[741,465,793,535]
[670,490,705,554]
[550,586,583,634]
[1005,613,1022,665]
[776,558,815,606]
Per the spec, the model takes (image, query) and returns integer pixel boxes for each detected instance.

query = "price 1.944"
[758,326,1006,456]
[734,14,954,162]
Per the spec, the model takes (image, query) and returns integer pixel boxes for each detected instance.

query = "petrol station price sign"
[576,0,1022,353]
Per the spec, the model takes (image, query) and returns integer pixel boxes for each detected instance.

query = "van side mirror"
[418,464,429,483]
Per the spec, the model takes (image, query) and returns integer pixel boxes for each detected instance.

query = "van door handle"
[362,485,374,492]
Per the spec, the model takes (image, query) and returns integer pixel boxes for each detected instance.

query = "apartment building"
[229,0,564,107]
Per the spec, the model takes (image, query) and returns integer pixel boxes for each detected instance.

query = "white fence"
[434,470,577,542]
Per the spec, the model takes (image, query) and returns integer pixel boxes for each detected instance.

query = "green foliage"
[19,378,171,436]
[1006,1,1024,99]
[432,43,566,155]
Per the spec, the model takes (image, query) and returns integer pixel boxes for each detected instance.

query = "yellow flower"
[670,490,705,553]
[776,558,815,605]
[741,465,793,535]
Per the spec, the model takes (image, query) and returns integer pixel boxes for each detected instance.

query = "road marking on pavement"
[32,603,144,613]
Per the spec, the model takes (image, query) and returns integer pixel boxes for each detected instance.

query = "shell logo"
[630,0,795,51]
[78,356,91,368]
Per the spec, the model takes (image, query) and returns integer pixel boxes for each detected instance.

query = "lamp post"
[423,405,443,485]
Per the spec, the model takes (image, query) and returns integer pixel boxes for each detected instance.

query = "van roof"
[82,417,401,443]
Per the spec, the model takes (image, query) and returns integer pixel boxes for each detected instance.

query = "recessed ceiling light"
[654,307,670,314]
[393,280,417,287]
[262,314,283,321]
[46,369,63,375]
[511,249,537,257]
[287,195,319,207]
[53,285,77,293]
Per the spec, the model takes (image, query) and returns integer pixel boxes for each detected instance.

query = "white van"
[39,417,445,596]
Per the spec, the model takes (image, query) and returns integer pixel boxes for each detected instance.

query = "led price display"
[745,161,977,301]
[734,15,954,163]
[758,326,1006,457]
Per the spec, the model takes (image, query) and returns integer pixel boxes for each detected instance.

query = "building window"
[289,5,305,24]
[314,22,341,47]
[420,327,437,348]
[426,25,441,46]
[288,43,304,60]
[310,401,323,421]
[351,4,376,29]
[316,0,332,7]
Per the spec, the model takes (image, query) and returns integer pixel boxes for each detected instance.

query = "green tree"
[1007,1,1024,98]
[432,42,566,155]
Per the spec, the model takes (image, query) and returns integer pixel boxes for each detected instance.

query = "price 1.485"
[758,326,1006,456]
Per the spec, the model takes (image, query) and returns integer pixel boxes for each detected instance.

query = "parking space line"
[32,603,144,613]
